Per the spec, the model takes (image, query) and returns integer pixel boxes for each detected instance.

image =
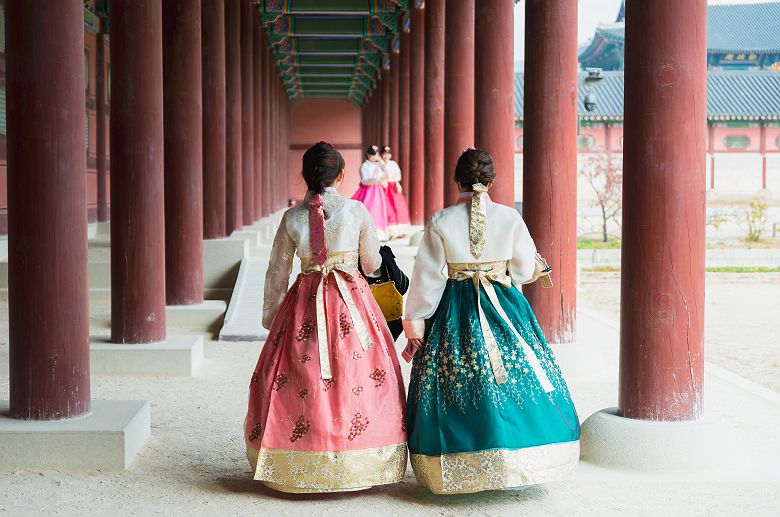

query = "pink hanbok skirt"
[384,183,410,238]
[352,184,389,234]
[245,270,407,493]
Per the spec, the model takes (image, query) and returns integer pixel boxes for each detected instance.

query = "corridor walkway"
[1,236,778,516]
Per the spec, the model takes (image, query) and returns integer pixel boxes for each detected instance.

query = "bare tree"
[580,153,623,243]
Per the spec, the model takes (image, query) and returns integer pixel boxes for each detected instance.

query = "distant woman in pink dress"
[244,142,407,493]
[379,145,410,238]
[352,145,389,241]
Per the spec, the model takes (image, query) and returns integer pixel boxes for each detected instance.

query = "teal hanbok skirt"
[406,278,580,494]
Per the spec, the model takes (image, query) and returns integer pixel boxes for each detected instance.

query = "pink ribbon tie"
[309,194,327,266]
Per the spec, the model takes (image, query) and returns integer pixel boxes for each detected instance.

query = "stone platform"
[0,400,150,471]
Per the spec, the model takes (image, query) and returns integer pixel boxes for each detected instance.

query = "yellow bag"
[370,281,404,321]
[522,253,554,288]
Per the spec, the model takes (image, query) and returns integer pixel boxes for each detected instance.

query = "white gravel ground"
[579,271,780,393]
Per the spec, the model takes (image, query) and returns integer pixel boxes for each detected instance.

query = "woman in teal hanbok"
[401,149,579,494]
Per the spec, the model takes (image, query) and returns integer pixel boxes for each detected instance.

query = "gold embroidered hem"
[247,443,408,493]
[410,441,579,494]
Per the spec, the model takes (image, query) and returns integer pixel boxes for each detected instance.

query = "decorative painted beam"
[259,0,408,103]
[261,0,404,29]
[274,38,386,55]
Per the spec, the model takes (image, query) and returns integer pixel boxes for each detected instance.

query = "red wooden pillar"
[475,0,515,207]
[368,94,376,147]
[252,10,263,221]
[373,79,380,146]
[371,93,378,147]
[369,83,382,145]
[240,0,255,225]
[363,98,369,149]
[366,96,372,148]
[283,98,290,206]
[279,92,284,208]
[202,0,227,239]
[374,87,381,147]
[390,51,400,154]
[363,98,368,149]
[7,0,90,419]
[278,74,284,209]
[382,70,391,146]
[271,75,279,210]
[522,0,578,344]
[261,32,272,217]
[424,0,445,221]
[368,87,374,146]
[225,0,243,233]
[444,0,475,206]
[375,90,380,146]
[285,87,290,207]
[273,78,279,210]
[367,85,375,146]
[276,78,287,211]
[399,27,411,193]
[274,64,284,212]
[110,0,167,343]
[409,3,426,225]
[271,75,278,210]
[361,103,368,153]
[163,0,204,306]
[619,0,707,421]
[96,30,109,223]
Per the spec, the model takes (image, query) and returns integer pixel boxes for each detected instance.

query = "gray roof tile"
[515,70,780,120]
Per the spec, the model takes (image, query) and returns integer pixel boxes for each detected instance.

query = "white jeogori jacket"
[359,159,384,185]
[262,187,382,330]
[382,159,402,183]
[403,193,538,339]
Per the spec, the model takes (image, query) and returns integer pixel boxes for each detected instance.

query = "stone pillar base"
[580,407,745,474]
[203,238,249,289]
[91,334,204,376]
[167,300,227,333]
[0,400,150,471]
[229,229,263,248]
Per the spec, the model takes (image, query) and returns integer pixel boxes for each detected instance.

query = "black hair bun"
[454,148,496,189]
[302,142,345,194]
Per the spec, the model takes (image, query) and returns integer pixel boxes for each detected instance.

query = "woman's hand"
[402,338,424,362]
[395,182,402,193]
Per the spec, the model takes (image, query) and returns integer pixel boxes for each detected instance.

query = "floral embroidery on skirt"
[245,271,408,493]
[406,279,580,494]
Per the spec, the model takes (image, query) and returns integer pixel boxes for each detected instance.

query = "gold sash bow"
[303,254,374,380]
[447,262,555,392]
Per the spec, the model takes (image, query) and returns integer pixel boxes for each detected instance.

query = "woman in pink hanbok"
[244,142,407,493]
[379,145,410,239]
[352,145,389,240]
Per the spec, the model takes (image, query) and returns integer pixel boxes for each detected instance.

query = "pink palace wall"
[288,99,364,201]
